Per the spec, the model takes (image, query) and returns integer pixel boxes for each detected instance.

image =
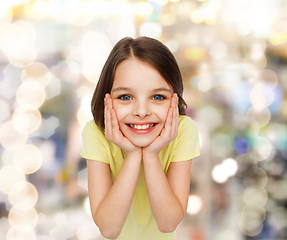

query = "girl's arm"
[87,152,141,239]
[143,93,191,232]
[87,94,142,239]
[142,156,192,232]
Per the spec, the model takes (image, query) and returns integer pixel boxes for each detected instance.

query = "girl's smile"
[126,122,157,134]
[110,57,173,147]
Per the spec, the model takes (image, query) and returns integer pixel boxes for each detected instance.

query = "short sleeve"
[80,120,110,164]
[172,116,200,162]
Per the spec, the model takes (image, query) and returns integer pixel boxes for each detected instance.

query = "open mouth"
[127,123,156,130]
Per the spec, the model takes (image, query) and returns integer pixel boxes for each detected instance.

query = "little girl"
[81,36,200,240]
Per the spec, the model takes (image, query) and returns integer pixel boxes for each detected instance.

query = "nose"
[133,100,150,118]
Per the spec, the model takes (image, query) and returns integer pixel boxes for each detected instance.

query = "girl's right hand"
[104,94,141,157]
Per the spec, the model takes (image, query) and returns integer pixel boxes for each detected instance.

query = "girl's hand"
[143,93,179,158]
[104,94,141,156]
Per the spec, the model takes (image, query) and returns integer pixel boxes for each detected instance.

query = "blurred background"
[0,0,286,239]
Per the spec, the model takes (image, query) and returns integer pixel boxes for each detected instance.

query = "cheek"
[113,103,129,121]
[153,104,170,122]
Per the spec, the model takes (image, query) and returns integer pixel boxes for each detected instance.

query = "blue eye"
[152,95,165,101]
[119,95,132,101]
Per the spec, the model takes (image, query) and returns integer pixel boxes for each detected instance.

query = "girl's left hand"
[143,93,179,158]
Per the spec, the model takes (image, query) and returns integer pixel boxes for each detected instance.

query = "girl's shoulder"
[178,115,198,130]
[81,120,113,162]
[82,120,106,141]
[177,115,200,142]
[170,115,200,162]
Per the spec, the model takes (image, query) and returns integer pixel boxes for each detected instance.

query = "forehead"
[112,58,171,90]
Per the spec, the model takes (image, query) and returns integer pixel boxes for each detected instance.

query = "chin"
[121,126,161,148]
[133,142,151,148]
[125,136,155,148]
[134,143,150,148]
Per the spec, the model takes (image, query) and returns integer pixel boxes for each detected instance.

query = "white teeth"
[130,124,154,130]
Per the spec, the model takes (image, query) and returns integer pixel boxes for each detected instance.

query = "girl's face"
[110,57,173,148]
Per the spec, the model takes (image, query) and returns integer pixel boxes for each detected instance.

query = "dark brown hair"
[91,36,187,131]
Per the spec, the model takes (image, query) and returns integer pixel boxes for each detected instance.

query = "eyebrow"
[111,87,132,93]
[152,88,173,93]
[111,87,173,94]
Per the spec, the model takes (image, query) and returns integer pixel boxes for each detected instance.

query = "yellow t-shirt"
[81,115,200,240]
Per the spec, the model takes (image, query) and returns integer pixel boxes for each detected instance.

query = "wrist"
[142,150,159,163]
[124,149,142,162]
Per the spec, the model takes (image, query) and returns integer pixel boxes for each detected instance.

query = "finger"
[171,93,177,111]
[171,94,179,138]
[161,105,173,139]
[106,94,116,139]
[174,93,179,119]
[107,95,118,130]
[104,94,108,128]
[104,93,109,123]
[171,94,177,119]
[104,95,113,138]
[108,96,124,141]
[165,94,178,130]
[111,108,121,135]
[176,94,179,115]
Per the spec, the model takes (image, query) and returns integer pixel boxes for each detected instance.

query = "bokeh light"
[0,6,13,27]
[0,0,286,239]
[80,32,112,83]
[243,167,268,188]
[140,22,163,38]
[242,187,268,207]
[0,98,10,123]
[21,62,51,87]
[8,204,38,229]
[135,2,153,18]
[222,158,238,177]
[0,20,36,49]
[234,137,249,155]
[7,43,37,68]
[251,137,274,161]
[196,106,223,131]
[80,31,112,59]
[249,84,274,110]
[12,144,43,174]
[0,121,28,150]
[1,20,37,67]
[186,195,202,215]
[12,108,42,134]
[269,32,287,46]
[77,94,93,127]
[247,106,271,128]
[212,158,238,184]
[238,206,266,237]
[8,181,39,207]
[0,165,26,194]
[24,0,50,19]
[6,226,36,240]
[184,47,207,62]
[16,81,46,110]
[64,1,96,26]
